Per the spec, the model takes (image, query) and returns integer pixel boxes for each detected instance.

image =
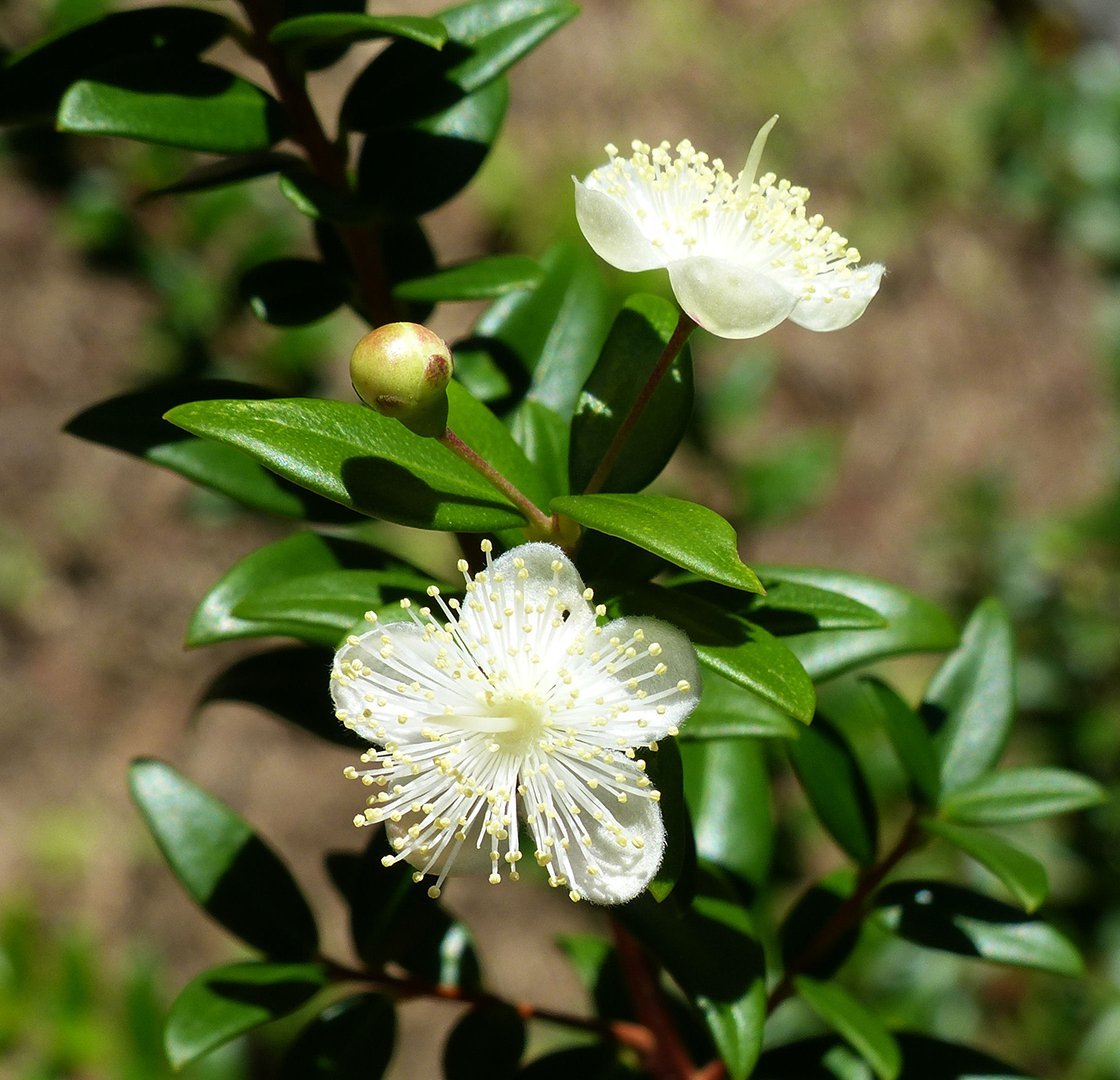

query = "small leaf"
[940,767,1107,825]
[922,599,1016,792]
[555,494,763,593]
[165,961,325,1070]
[58,56,285,153]
[444,1003,525,1080]
[787,715,879,866]
[875,879,1083,976]
[139,150,301,201]
[271,12,447,51]
[860,677,940,807]
[130,760,319,958]
[239,258,348,326]
[280,993,396,1080]
[394,255,543,302]
[794,977,901,1080]
[921,818,1048,911]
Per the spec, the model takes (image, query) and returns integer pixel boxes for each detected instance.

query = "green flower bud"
[350,322,453,437]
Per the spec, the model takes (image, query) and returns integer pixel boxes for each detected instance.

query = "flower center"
[487,692,548,754]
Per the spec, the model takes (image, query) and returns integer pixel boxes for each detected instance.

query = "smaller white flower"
[331,541,700,905]
[574,116,884,339]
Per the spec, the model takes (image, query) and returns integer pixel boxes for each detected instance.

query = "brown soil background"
[1,0,1116,1075]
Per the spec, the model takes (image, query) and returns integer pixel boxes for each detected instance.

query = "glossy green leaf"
[164,395,528,532]
[444,1003,525,1080]
[201,645,364,750]
[280,992,396,1080]
[394,255,543,302]
[860,678,940,807]
[683,738,773,886]
[569,293,694,494]
[58,56,284,152]
[788,716,879,865]
[187,533,400,647]
[139,150,302,201]
[921,818,1048,911]
[618,585,815,724]
[271,13,447,51]
[0,6,230,125]
[165,961,325,1070]
[65,382,358,522]
[684,668,801,741]
[875,880,1083,975]
[779,874,860,981]
[756,566,958,681]
[940,766,1106,825]
[240,258,348,326]
[922,599,1016,792]
[794,978,900,1080]
[556,494,763,593]
[129,760,318,958]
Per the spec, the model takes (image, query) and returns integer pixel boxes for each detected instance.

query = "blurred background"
[3,0,1120,1076]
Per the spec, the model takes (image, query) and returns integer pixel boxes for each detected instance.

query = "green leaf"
[280,992,396,1080]
[756,566,958,681]
[921,818,1048,911]
[165,961,325,1070]
[515,1045,624,1078]
[164,395,528,532]
[444,1003,525,1080]
[0,5,230,125]
[187,533,400,647]
[240,258,347,326]
[647,739,691,902]
[860,678,940,807]
[617,585,815,724]
[200,645,365,750]
[875,880,1083,976]
[683,738,773,886]
[940,767,1106,825]
[794,977,901,1080]
[129,760,318,958]
[394,255,543,302]
[684,668,801,741]
[922,599,1016,792]
[277,164,370,224]
[556,494,763,593]
[554,935,633,1023]
[271,13,447,51]
[58,56,284,152]
[779,874,860,980]
[568,294,694,494]
[65,382,359,522]
[787,715,879,866]
[139,150,302,201]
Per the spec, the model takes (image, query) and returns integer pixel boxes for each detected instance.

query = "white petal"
[486,541,596,636]
[572,790,665,905]
[790,263,885,332]
[669,256,799,339]
[574,179,668,273]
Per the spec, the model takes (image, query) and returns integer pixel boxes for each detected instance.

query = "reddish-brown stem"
[582,311,697,496]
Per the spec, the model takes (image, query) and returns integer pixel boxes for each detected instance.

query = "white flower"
[574,116,885,339]
[331,541,700,905]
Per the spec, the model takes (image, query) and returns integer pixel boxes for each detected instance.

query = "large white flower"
[574,117,884,339]
[331,541,700,905]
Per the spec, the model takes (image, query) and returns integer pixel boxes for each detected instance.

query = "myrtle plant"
[4,0,1108,1077]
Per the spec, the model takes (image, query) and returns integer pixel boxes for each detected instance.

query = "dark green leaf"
[940,767,1106,825]
[569,294,693,494]
[58,56,284,152]
[129,759,318,958]
[165,961,325,1070]
[240,258,347,326]
[164,394,528,532]
[787,715,878,865]
[794,978,900,1080]
[280,992,396,1080]
[139,150,301,201]
[922,599,1015,792]
[200,645,365,750]
[875,880,1083,975]
[684,669,801,741]
[860,678,940,807]
[516,1045,626,1078]
[394,255,543,302]
[555,494,763,593]
[921,818,1048,911]
[0,6,230,125]
[277,167,370,224]
[554,935,633,1022]
[65,381,359,522]
[779,874,860,980]
[647,739,691,902]
[271,13,447,51]
[444,1003,525,1080]
[756,566,958,681]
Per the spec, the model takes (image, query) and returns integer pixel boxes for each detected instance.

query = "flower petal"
[790,262,885,332]
[571,787,666,904]
[485,541,597,636]
[669,256,799,339]
[574,179,668,273]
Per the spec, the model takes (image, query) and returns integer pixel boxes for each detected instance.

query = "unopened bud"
[350,322,453,437]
